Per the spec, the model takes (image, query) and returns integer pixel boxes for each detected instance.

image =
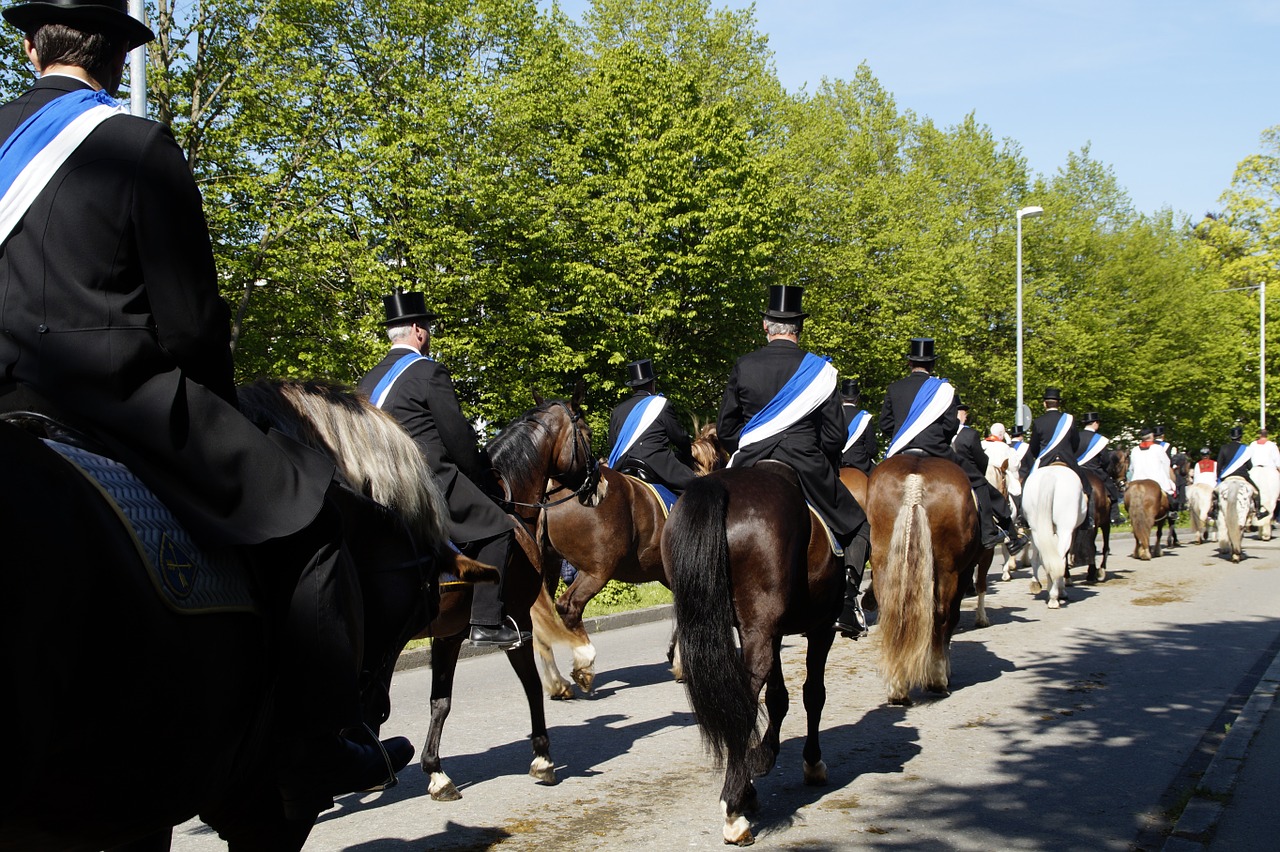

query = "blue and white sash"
[369,350,427,409]
[885,377,954,458]
[607,394,667,468]
[0,88,127,244]
[843,409,870,453]
[1078,432,1109,465]
[1029,413,1075,475]
[728,353,837,468]
[1219,443,1251,482]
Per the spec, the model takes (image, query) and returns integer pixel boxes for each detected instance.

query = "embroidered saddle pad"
[43,440,258,615]
[628,476,678,517]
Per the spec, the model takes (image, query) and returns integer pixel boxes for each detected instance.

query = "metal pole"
[1262,280,1266,430]
[128,0,146,117]
[1016,214,1024,429]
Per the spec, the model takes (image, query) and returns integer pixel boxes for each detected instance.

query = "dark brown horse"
[1078,447,1126,583]
[1124,479,1170,560]
[866,455,983,704]
[412,393,596,801]
[664,462,841,846]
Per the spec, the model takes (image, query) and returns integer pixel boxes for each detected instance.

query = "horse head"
[489,393,597,508]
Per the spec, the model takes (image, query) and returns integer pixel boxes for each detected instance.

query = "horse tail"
[668,476,757,765]
[1223,481,1243,554]
[878,473,936,696]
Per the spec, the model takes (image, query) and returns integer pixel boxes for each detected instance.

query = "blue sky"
[546,0,1279,219]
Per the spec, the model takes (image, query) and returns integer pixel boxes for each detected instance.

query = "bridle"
[500,400,599,510]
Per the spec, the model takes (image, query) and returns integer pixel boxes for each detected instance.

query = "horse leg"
[504,629,556,784]
[529,589,574,699]
[720,629,770,846]
[974,554,991,629]
[747,637,786,779]
[667,631,684,682]
[422,636,464,801]
[555,570,608,631]
[802,628,835,785]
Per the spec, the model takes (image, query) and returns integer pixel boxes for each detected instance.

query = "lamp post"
[129,0,147,117]
[1015,205,1043,430]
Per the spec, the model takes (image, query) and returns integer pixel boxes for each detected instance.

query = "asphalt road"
[173,531,1280,851]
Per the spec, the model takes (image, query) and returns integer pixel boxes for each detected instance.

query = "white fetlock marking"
[721,800,752,845]
[530,754,556,783]
[428,771,460,800]
[803,759,828,785]
[572,642,597,671]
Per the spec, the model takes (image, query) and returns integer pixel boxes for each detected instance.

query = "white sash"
[728,355,837,467]
[607,395,667,467]
[843,409,870,453]
[1078,432,1109,465]
[885,379,955,458]
[1029,413,1075,475]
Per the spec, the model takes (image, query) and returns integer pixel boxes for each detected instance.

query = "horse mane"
[236,379,448,552]
[691,422,728,475]
[487,399,568,498]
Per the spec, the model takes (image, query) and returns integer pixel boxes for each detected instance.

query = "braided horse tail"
[877,472,936,705]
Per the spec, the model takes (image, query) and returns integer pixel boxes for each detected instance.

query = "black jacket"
[1019,409,1083,482]
[1217,440,1253,479]
[718,339,862,539]
[607,391,695,490]
[0,77,332,546]
[839,401,878,473]
[879,370,959,457]
[359,348,512,543]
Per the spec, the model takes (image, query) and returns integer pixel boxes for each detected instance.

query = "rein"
[499,400,599,510]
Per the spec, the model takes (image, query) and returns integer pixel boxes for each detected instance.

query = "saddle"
[1,413,258,616]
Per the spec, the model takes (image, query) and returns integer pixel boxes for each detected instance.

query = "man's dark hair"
[30,24,125,84]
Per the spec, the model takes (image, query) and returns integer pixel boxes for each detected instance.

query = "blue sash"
[369,351,427,409]
[843,409,870,453]
[1078,432,1108,465]
[885,377,953,458]
[607,394,666,468]
[1219,444,1249,482]
[729,353,836,467]
[1030,413,1074,475]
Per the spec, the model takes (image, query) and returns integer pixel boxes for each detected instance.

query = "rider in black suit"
[0,0,409,812]
[1019,387,1094,529]
[606,358,695,491]
[359,291,526,648]
[839,378,877,474]
[718,285,870,638]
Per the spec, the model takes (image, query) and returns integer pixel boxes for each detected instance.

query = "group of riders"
[0,0,1274,826]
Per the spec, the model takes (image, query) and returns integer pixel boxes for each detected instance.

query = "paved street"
[174,531,1280,850]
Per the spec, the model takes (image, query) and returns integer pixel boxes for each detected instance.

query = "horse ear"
[532,388,544,405]
[572,378,587,410]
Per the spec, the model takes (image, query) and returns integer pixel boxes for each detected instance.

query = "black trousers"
[464,531,513,625]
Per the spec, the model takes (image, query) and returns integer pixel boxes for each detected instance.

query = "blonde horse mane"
[877,473,937,698]
[236,379,448,553]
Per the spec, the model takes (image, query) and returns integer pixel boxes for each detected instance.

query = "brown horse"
[1078,448,1126,582]
[1124,479,1170,560]
[664,462,841,846]
[411,394,595,801]
[866,455,983,704]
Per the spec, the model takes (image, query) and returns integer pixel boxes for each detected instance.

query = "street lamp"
[1016,205,1044,429]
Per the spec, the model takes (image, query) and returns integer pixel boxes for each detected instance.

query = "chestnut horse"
[866,455,983,704]
[1124,479,1170,560]
[664,462,842,846]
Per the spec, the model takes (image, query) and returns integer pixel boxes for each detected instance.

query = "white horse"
[1216,477,1255,563]
[1022,465,1087,608]
[1186,482,1217,544]
[1250,465,1278,540]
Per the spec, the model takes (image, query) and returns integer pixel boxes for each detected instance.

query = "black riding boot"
[834,534,870,639]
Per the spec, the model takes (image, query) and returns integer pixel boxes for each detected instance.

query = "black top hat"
[1081,411,1101,425]
[1229,425,1244,440]
[907,338,935,362]
[3,0,154,48]
[762,285,807,321]
[625,358,655,388]
[1154,425,1165,436]
[1011,424,1025,437]
[1139,425,1155,438]
[381,291,436,326]
[840,378,859,398]
[1043,387,1062,401]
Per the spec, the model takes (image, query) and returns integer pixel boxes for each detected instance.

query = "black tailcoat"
[1019,409,1084,482]
[0,77,331,546]
[878,370,959,457]
[718,339,863,539]
[359,348,512,544]
[1217,440,1254,479]
[607,391,695,490]
[839,401,878,473]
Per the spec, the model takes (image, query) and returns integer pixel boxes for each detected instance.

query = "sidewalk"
[1163,639,1280,851]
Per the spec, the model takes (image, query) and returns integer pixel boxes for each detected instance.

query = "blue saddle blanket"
[43,440,257,615]
[628,477,678,516]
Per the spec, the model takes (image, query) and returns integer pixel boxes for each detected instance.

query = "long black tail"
[668,475,757,764]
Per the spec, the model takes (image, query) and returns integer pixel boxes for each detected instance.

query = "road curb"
[393,603,674,672]
[1161,643,1280,851]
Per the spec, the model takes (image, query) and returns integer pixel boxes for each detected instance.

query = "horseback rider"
[1019,387,1095,528]
[878,339,1027,554]
[982,422,1019,509]
[717,285,871,639]
[0,0,411,814]
[1128,425,1177,502]
[359,291,529,649]
[1213,425,1269,519]
[1079,412,1124,525]
[1249,427,1280,520]
[839,377,877,474]
[1009,423,1030,523]
[606,358,696,492]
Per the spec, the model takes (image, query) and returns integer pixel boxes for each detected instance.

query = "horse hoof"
[888,694,913,707]
[530,755,556,785]
[803,759,828,786]
[1047,598,1061,609]
[1029,581,1042,594]
[571,668,595,694]
[722,818,754,846]
[428,772,461,802]
[548,686,574,700]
